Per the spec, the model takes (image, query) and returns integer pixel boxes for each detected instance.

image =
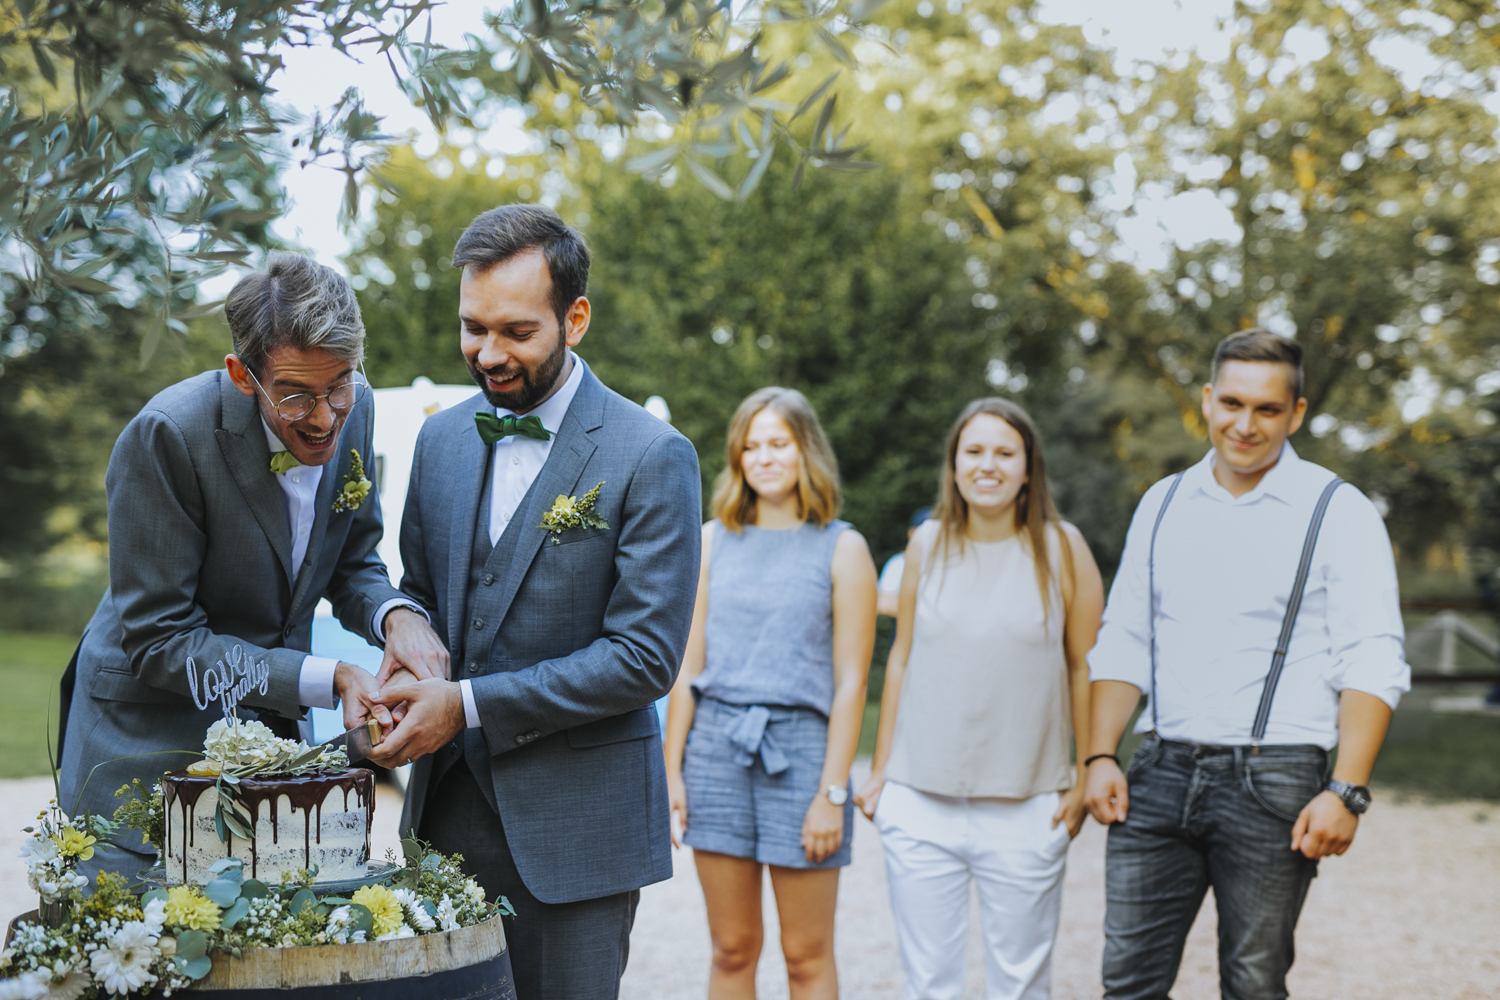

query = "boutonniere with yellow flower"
[332,448,372,513]
[538,481,608,543]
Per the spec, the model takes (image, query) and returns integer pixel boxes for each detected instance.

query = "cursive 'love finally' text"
[186,645,270,721]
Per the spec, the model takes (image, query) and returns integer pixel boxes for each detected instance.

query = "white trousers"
[873,781,1070,1000]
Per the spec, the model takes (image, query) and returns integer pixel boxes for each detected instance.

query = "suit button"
[283,625,293,638]
[514,734,526,746]
[467,661,479,674]
[482,574,494,586]
[472,618,484,630]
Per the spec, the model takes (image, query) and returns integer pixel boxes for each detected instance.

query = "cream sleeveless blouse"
[885,526,1074,798]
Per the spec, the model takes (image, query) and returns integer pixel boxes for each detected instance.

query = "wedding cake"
[162,719,375,886]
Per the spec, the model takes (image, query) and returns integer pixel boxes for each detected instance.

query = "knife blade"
[319,719,383,765]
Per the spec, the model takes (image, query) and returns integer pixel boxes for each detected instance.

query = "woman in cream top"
[856,398,1104,1000]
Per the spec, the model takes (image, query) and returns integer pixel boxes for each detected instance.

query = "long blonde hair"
[929,398,1072,620]
[711,387,842,532]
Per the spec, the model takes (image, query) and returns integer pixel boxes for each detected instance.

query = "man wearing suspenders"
[1083,330,1410,999]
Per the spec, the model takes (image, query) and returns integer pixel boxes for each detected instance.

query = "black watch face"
[1346,785,1372,813]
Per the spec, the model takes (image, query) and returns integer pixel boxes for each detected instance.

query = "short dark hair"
[1211,329,1304,399]
[451,205,590,327]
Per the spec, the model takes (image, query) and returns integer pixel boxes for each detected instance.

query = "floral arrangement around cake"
[0,720,506,999]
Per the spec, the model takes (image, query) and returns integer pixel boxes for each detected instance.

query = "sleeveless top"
[692,519,851,717]
[885,525,1074,798]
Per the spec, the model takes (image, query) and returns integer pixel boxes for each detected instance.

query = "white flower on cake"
[88,922,158,996]
[201,719,302,769]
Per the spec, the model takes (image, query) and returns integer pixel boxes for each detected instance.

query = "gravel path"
[2,774,1495,998]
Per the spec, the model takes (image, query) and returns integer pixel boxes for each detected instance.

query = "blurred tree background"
[3,0,1497,632]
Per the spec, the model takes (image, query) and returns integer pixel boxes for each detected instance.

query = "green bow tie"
[475,411,552,445]
[269,451,303,475]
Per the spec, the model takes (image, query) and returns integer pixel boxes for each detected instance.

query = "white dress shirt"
[1087,444,1409,749]
[461,354,586,728]
[263,421,425,712]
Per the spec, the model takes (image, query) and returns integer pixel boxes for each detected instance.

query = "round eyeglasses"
[246,364,369,422]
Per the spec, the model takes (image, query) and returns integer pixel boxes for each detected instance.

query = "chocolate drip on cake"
[163,769,374,884]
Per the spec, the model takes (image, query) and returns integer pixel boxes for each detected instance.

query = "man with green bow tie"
[57,252,447,881]
[364,204,702,1000]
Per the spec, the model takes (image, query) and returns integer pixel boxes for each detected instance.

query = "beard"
[468,331,569,413]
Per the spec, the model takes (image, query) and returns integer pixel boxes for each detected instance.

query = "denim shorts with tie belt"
[682,696,854,869]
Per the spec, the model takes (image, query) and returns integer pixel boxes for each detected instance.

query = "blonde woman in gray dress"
[854,398,1104,1000]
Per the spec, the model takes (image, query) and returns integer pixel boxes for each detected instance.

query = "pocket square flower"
[538,481,609,543]
[332,448,372,513]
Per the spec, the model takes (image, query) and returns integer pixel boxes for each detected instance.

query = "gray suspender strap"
[1249,476,1344,745]
[1147,472,1344,742]
[1146,472,1187,733]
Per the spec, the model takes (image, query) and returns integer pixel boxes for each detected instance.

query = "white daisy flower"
[141,897,167,936]
[391,889,435,932]
[375,924,416,942]
[0,968,49,999]
[88,922,157,996]
[435,896,462,933]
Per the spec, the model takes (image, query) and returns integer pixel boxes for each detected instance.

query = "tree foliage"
[0,0,884,333]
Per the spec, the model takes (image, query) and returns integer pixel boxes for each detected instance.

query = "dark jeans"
[1102,735,1329,1000]
[420,761,640,1000]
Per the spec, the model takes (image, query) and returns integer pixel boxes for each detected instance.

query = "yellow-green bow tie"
[475,411,552,444]
[269,451,303,475]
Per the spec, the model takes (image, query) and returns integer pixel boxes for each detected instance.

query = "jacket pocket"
[567,706,660,748]
[541,527,613,548]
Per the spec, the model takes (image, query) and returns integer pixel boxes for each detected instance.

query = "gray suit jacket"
[396,365,701,904]
[58,371,404,848]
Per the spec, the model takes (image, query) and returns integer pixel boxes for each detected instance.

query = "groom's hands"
[366,678,466,767]
[377,607,449,684]
[334,661,393,732]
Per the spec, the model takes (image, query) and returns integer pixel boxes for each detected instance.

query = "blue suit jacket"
[396,364,701,903]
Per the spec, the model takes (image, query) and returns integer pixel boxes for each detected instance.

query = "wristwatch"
[825,784,849,806]
[1326,780,1372,815]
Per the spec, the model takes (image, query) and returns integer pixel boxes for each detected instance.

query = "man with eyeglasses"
[58,252,447,880]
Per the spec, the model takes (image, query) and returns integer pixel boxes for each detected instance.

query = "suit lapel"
[215,377,295,588]
[488,370,605,631]
[446,398,491,653]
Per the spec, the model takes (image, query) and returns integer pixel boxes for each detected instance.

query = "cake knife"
[318,718,384,765]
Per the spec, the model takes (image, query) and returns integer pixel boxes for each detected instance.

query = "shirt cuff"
[299,655,341,710]
[458,679,481,729]
[372,599,429,643]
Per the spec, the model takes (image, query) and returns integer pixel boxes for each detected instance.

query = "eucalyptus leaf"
[239,879,270,900]
[220,896,251,930]
[290,888,318,914]
[178,956,213,980]
[203,878,242,907]
[175,929,208,962]
[348,903,375,936]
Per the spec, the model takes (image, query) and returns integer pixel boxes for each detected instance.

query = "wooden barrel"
[7,911,515,1000]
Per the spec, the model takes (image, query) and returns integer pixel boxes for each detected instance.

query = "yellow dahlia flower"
[52,827,97,860]
[351,885,404,938]
[164,885,221,931]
